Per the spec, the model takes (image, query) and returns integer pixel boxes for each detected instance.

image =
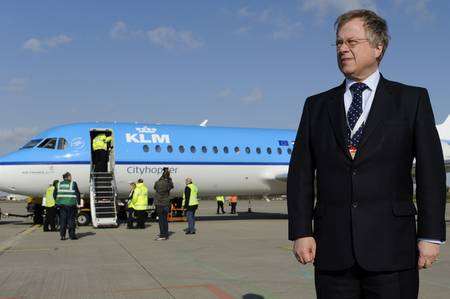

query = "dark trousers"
[135,210,147,229]
[230,202,237,214]
[157,205,170,238]
[315,264,419,299]
[186,208,197,233]
[94,149,108,172]
[127,208,136,228]
[217,201,225,214]
[43,207,56,231]
[59,205,77,239]
[33,204,43,224]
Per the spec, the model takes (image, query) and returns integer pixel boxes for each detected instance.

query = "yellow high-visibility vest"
[132,183,148,211]
[44,186,56,208]
[92,134,112,151]
[182,183,199,206]
[216,195,224,202]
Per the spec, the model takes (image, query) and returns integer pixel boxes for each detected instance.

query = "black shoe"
[60,236,66,240]
[191,231,196,234]
[70,236,78,240]
[185,231,191,235]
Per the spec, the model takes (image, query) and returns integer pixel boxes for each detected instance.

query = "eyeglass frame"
[333,38,370,49]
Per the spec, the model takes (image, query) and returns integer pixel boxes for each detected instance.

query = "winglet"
[199,119,208,127]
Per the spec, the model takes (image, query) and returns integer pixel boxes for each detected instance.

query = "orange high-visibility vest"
[229,195,238,203]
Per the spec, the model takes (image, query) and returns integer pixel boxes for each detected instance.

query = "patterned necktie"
[347,82,368,149]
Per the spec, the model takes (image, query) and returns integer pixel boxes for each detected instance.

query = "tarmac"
[0,200,449,299]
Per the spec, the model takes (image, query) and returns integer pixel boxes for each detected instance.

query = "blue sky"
[0,0,449,155]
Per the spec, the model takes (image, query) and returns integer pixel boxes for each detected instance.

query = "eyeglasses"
[333,38,369,49]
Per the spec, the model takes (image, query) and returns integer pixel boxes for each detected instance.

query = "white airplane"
[0,118,448,199]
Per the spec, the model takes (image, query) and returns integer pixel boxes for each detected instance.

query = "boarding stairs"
[90,172,118,228]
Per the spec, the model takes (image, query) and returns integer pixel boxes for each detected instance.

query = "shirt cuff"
[417,238,445,245]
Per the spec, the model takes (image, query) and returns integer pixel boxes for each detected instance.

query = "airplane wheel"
[77,212,91,226]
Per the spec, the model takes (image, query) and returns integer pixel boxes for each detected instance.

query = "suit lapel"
[354,75,394,162]
[327,81,352,161]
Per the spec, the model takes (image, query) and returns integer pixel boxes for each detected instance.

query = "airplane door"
[90,129,115,174]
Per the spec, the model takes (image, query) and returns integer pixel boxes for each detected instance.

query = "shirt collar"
[345,69,380,92]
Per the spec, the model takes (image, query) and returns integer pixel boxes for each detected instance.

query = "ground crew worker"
[43,180,58,231]
[132,178,148,229]
[154,168,174,240]
[216,195,225,214]
[54,172,81,240]
[183,178,199,235]
[92,133,112,173]
[229,195,238,214]
[126,182,136,229]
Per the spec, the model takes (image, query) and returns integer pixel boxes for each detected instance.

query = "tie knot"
[350,82,368,94]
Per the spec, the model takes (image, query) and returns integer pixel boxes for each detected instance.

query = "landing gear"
[77,211,91,226]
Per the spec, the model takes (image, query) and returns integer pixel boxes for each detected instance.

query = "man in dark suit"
[287,9,446,299]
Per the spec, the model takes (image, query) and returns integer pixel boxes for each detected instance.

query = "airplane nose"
[0,155,17,193]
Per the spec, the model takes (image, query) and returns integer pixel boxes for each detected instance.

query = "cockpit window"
[57,138,68,150]
[38,138,57,149]
[21,139,43,149]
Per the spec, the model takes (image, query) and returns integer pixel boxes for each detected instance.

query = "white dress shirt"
[343,69,442,245]
[344,69,380,136]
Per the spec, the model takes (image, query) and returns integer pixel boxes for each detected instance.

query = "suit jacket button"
[352,202,358,208]
[352,170,357,176]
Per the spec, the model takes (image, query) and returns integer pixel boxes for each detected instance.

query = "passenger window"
[245,147,251,154]
[234,146,240,154]
[277,147,283,155]
[212,146,219,154]
[190,146,196,153]
[167,145,173,153]
[267,147,272,154]
[287,148,292,155]
[57,138,68,150]
[143,145,149,153]
[256,147,261,154]
[223,146,229,154]
[22,139,43,149]
[155,145,161,153]
[38,138,57,149]
[202,146,208,153]
[179,145,185,153]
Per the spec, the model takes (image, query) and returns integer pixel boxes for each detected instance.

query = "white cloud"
[299,0,377,22]
[0,127,40,155]
[3,78,27,94]
[241,88,263,103]
[235,26,252,35]
[217,88,232,99]
[147,27,203,50]
[110,21,203,50]
[23,34,72,52]
[236,7,303,40]
[110,21,128,39]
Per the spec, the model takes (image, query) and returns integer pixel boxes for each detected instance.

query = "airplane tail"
[436,115,450,140]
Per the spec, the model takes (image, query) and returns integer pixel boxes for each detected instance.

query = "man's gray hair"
[335,9,390,62]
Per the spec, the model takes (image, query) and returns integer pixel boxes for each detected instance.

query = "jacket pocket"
[392,200,417,216]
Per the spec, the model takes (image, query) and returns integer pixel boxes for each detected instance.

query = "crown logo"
[136,126,157,134]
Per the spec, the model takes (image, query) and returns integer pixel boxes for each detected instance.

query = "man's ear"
[374,44,383,59]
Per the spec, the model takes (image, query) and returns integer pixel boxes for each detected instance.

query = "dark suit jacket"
[287,75,446,272]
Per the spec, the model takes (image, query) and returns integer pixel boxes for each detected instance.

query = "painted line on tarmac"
[114,284,234,299]
[0,224,39,256]
[116,284,233,298]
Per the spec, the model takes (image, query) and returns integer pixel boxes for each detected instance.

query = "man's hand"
[418,241,440,270]
[293,237,316,265]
